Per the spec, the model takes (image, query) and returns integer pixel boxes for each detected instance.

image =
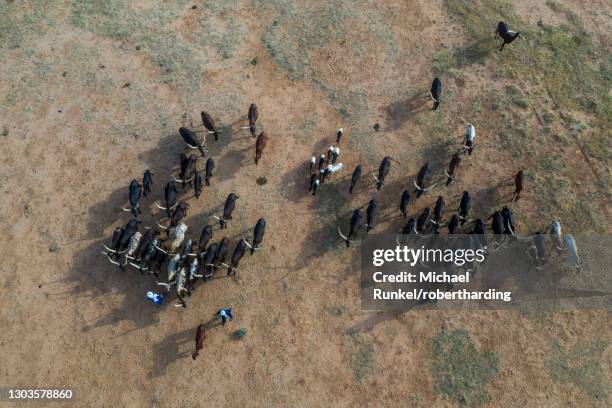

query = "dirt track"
[0,1,610,407]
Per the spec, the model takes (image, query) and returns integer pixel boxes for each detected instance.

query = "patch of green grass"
[326,304,347,317]
[232,328,247,340]
[546,340,610,401]
[0,2,57,49]
[347,330,375,384]
[430,329,500,408]
[442,0,611,132]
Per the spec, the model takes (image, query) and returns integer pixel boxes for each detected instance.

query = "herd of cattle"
[101,105,267,308]
[99,20,582,309]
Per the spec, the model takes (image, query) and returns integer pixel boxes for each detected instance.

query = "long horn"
[121,207,132,212]
[372,173,380,182]
[102,244,117,253]
[422,181,440,192]
[444,169,454,179]
[212,215,222,221]
[156,222,169,230]
[243,237,253,249]
[102,252,121,265]
[154,202,168,210]
[240,126,251,130]
[128,262,142,268]
[220,262,230,268]
[154,245,169,254]
[413,178,421,190]
[396,234,401,246]
[186,144,199,149]
[337,227,348,241]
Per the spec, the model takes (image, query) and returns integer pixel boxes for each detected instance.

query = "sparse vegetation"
[430,329,500,407]
[546,340,610,402]
[347,330,374,384]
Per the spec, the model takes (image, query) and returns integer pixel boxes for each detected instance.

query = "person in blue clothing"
[215,308,233,325]
[147,291,165,305]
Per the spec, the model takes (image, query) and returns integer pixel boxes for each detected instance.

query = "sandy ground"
[0,1,610,407]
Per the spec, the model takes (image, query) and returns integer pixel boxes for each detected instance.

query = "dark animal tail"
[416,189,423,199]
[446,177,452,186]
[250,247,255,255]
[345,239,350,248]
[214,131,219,141]
[376,181,382,191]
[198,145,206,158]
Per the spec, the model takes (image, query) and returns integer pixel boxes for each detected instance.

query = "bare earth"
[0,1,610,407]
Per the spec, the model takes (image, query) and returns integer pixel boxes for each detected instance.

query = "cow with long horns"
[463,123,475,156]
[365,199,378,232]
[458,191,471,226]
[373,156,392,190]
[194,171,203,199]
[416,208,431,234]
[432,196,445,231]
[122,179,142,217]
[201,111,219,141]
[445,153,461,185]
[338,209,362,247]
[157,201,189,233]
[198,225,213,257]
[414,162,436,198]
[205,158,215,186]
[216,193,238,229]
[179,127,206,157]
[249,218,266,254]
[430,77,442,110]
[501,206,515,235]
[495,21,525,51]
[155,181,179,218]
[214,237,229,268]
[227,239,248,276]
[142,170,153,197]
[175,154,197,190]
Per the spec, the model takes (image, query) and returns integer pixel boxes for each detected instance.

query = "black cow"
[124,179,142,217]
[218,193,238,229]
[472,218,487,249]
[156,181,178,218]
[491,211,504,235]
[374,156,391,190]
[179,127,206,157]
[250,218,266,254]
[201,111,219,141]
[228,239,248,275]
[445,153,460,185]
[366,199,378,232]
[495,21,524,51]
[532,232,547,269]
[338,209,362,247]
[432,196,445,231]
[143,170,153,197]
[402,218,417,235]
[214,237,229,268]
[399,190,410,218]
[501,206,515,236]
[458,191,471,225]
[116,219,141,253]
[309,172,319,194]
[430,77,442,110]
[447,214,459,234]
[248,104,258,137]
[349,165,362,194]
[198,225,213,256]
[194,172,203,199]
[318,155,326,171]
[168,201,189,230]
[416,208,431,234]
[176,154,197,190]
[414,162,435,198]
[205,158,215,186]
[202,243,218,279]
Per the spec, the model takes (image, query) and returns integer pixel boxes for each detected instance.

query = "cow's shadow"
[384,93,431,131]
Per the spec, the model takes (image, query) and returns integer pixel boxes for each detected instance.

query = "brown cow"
[255,132,268,165]
[513,170,524,201]
[192,323,206,360]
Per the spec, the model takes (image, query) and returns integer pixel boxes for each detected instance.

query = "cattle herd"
[102,104,266,308]
[100,21,581,311]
